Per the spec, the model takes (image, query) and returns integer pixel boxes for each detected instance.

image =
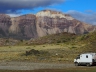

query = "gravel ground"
[0,61,75,70]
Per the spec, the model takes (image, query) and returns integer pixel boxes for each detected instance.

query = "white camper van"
[74,53,96,66]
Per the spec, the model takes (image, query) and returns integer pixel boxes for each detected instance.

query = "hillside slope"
[27,32,77,45]
[78,31,96,52]
[26,31,96,52]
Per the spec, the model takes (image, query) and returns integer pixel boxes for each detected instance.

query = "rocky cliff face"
[36,10,96,37]
[9,14,37,39]
[0,10,96,39]
[0,14,11,37]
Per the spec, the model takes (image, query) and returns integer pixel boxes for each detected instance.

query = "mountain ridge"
[0,10,96,39]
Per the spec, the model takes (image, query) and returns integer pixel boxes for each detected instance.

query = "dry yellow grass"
[0,43,84,62]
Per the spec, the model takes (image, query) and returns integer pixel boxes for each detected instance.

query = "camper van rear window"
[86,55,88,58]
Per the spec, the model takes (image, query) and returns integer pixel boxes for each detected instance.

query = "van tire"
[86,63,90,67]
[75,62,78,66]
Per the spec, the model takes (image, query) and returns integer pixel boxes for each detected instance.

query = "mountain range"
[0,10,96,39]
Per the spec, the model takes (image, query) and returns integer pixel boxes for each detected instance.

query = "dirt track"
[0,61,75,70]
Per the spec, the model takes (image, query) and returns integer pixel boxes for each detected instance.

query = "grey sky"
[0,0,64,13]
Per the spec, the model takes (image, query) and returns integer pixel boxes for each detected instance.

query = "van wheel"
[86,63,90,67]
[75,63,78,66]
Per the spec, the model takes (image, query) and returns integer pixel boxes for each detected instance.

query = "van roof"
[82,53,96,55]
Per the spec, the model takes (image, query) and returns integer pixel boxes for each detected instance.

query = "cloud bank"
[67,10,96,25]
[0,0,64,13]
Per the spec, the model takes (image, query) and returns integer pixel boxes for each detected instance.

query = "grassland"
[0,32,96,62]
[0,43,85,63]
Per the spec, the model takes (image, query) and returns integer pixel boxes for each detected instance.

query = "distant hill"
[78,31,96,52]
[26,31,96,52]
[26,31,96,45]
[27,32,77,45]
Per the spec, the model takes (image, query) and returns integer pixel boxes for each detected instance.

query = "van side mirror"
[76,55,80,59]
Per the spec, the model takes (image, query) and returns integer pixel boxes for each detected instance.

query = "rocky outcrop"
[9,14,38,39]
[36,10,96,37]
[0,10,96,39]
[0,14,11,37]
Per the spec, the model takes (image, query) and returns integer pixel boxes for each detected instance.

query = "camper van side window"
[86,55,88,58]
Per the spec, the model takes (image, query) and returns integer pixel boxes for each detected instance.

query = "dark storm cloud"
[0,0,64,13]
[67,10,96,25]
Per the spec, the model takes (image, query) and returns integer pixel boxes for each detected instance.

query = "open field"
[0,43,85,63]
